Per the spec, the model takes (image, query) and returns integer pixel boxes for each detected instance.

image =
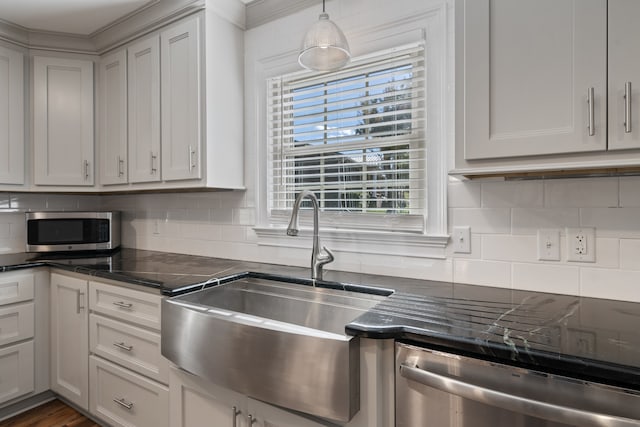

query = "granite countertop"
[2,247,639,391]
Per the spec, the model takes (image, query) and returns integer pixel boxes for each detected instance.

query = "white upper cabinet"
[99,50,128,185]
[33,56,94,186]
[455,0,640,176]
[462,0,607,160]
[608,0,640,151]
[0,45,24,185]
[160,16,201,182]
[128,35,161,184]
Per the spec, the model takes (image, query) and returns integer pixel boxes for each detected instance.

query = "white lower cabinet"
[0,269,49,410]
[169,366,248,427]
[0,341,34,404]
[89,356,168,427]
[50,273,89,410]
[50,271,169,426]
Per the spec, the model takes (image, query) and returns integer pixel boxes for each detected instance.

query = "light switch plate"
[453,226,471,253]
[537,229,560,261]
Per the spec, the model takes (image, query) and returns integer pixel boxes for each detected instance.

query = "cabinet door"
[608,0,640,150]
[247,398,329,427]
[0,45,24,185]
[99,50,128,185]
[33,56,94,186]
[50,273,88,410]
[169,366,247,427]
[0,341,34,405]
[128,36,161,183]
[160,16,202,182]
[463,0,607,159]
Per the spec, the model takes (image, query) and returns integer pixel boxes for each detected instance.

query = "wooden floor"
[0,399,100,427]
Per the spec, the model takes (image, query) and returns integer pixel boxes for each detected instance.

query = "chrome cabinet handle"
[247,414,256,425]
[188,146,196,172]
[113,342,133,352]
[587,87,595,136]
[625,81,632,133]
[399,363,639,427]
[150,151,158,174]
[113,301,133,309]
[232,406,241,427]
[113,397,134,410]
[118,156,125,177]
[76,290,85,314]
[84,160,90,180]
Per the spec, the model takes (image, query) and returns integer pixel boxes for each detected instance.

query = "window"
[267,43,426,233]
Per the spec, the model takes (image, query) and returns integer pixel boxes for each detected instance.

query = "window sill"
[254,226,449,259]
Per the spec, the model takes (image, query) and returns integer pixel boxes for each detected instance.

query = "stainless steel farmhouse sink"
[161,274,388,423]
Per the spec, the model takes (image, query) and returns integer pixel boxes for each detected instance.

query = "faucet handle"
[318,246,335,265]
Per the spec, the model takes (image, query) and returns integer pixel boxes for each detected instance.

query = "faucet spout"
[286,190,334,281]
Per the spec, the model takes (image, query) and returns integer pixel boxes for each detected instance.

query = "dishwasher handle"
[399,363,639,427]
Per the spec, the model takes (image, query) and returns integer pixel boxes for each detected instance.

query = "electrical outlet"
[537,229,560,261]
[453,226,471,253]
[566,227,595,262]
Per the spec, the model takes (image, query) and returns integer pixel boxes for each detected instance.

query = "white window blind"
[267,43,426,232]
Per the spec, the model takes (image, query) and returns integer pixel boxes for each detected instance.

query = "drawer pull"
[113,301,133,309]
[113,397,134,410]
[113,342,133,352]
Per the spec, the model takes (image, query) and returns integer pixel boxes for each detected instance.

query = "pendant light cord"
[322,0,326,13]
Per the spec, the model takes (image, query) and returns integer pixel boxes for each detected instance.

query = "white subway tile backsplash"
[580,268,640,302]
[619,176,640,207]
[481,235,536,262]
[211,207,234,224]
[233,208,256,226]
[0,223,10,239]
[453,259,511,288]
[592,238,620,269]
[619,239,640,270]
[544,178,619,208]
[512,208,579,235]
[448,180,481,208]
[482,181,543,208]
[512,263,579,295]
[221,225,248,242]
[581,207,640,238]
[449,208,511,234]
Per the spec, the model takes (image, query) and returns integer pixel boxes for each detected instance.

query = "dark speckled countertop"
[1,247,639,391]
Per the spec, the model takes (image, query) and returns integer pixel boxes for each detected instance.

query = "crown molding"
[245,0,319,29]
[0,0,244,54]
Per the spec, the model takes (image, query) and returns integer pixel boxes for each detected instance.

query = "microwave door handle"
[399,363,638,427]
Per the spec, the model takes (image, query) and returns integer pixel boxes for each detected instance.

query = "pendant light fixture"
[298,0,351,71]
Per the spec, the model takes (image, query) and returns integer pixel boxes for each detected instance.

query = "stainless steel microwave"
[26,211,121,253]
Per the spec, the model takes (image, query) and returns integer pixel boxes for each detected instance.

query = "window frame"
[251,2,451,259]
[267,43,428,233]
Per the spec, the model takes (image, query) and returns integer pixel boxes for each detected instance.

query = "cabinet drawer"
[90,314,168,384]
[89,281,162,330]
[0,271,34,306]
[89,356,168,427]
[0,302,34,347]
[0,341,34,405]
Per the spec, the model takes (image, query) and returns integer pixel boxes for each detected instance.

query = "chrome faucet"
[286,190,334,281]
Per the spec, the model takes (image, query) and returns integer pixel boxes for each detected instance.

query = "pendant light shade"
[298,1,351,71]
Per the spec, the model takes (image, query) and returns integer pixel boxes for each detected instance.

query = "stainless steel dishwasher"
[396,342,640,427]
